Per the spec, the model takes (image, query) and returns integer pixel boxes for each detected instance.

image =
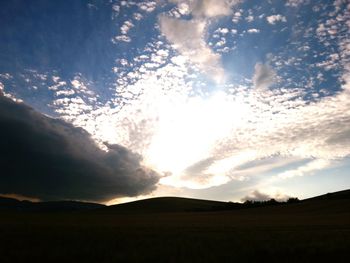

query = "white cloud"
[232,11,242,23]
[246,15,254,22]
[138,1,157,12]
[55,89,75,97]
[158,0,240,83]
[215,38,226,47]
[252,62,276,90]
[113,35,131,43]
[48,81,66,91]
[159,16,225,83]
[266,14,287,25]
[215,27,230,34]
[0,73,12,80]
[286,0,307,8]
[170,0,238,18]
[247,28,260,33]
[277,159,331,179]
[120,21,134,35]
[112,4,120,13]
[176,2,190,15]
[133,13,143,20]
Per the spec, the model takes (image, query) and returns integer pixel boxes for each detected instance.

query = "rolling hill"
[1,189,350,214]
[0,196,105,212]
[98,196,241,213]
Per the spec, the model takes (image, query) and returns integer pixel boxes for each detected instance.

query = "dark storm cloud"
[0,94,159,202]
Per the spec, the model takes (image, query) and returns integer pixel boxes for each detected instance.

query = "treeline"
[241,197,300,208]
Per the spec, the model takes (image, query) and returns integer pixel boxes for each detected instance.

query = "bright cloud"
[266,14,287,25]
[159,16,225,83]
[277,159,332,179]
[170,0,238,18]
[247,28,260,33]
[159,0,240,83]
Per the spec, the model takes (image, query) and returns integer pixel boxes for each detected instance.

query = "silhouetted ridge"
[304,189,350,201]
[100,197,241,213]
[0,196,105,212]
[1,189,349,213]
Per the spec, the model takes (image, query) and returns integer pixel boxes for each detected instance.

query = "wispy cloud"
[277,159,332,179]
[158,0,240,83]
[159,16,224,83]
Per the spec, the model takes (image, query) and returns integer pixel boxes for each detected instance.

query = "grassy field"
[1,198,350,262]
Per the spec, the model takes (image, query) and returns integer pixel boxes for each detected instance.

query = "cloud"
[0,94,159,202]
[170,0,236,18]
[158,0,240,83]
[252,62,276,90]
[113,35,131,43]
[159,15,225,83]
[241,190,290,202]
[247,28,260,33]
[277,159,331,179]
[286,0,305,8]
[36,1,350,192]
[51,52,350,191]
[137,1,157,13]
[266,14,287,25]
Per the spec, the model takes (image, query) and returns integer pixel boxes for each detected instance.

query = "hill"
[1,189,350,214]
[0,196,104,212]
[304,189,350,201]
[98,196,241,213]
[97,189,350,214]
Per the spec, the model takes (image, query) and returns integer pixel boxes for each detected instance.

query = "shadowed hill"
[97,189,350,214]
[1,189,350,214]
[0,196,105,212]
[98,197,241,213]
[304,189,350,201]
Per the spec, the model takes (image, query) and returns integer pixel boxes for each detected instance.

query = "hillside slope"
[0,196,104,212]
[98,196,241,213]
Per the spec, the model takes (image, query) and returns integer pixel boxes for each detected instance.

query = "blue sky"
[0,0,349,203]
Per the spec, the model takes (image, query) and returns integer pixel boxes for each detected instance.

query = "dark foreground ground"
[0,198,350,262]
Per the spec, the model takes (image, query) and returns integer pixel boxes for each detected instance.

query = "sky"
[0,0,349,204]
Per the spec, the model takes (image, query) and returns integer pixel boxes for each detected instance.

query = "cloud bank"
[0,94,159,202]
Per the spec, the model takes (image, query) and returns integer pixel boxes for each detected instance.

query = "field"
[0,197,350,262]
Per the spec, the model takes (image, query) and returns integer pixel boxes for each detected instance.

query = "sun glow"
[142,91,250,184]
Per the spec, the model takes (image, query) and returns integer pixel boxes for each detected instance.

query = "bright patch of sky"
[1,0,349,203]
